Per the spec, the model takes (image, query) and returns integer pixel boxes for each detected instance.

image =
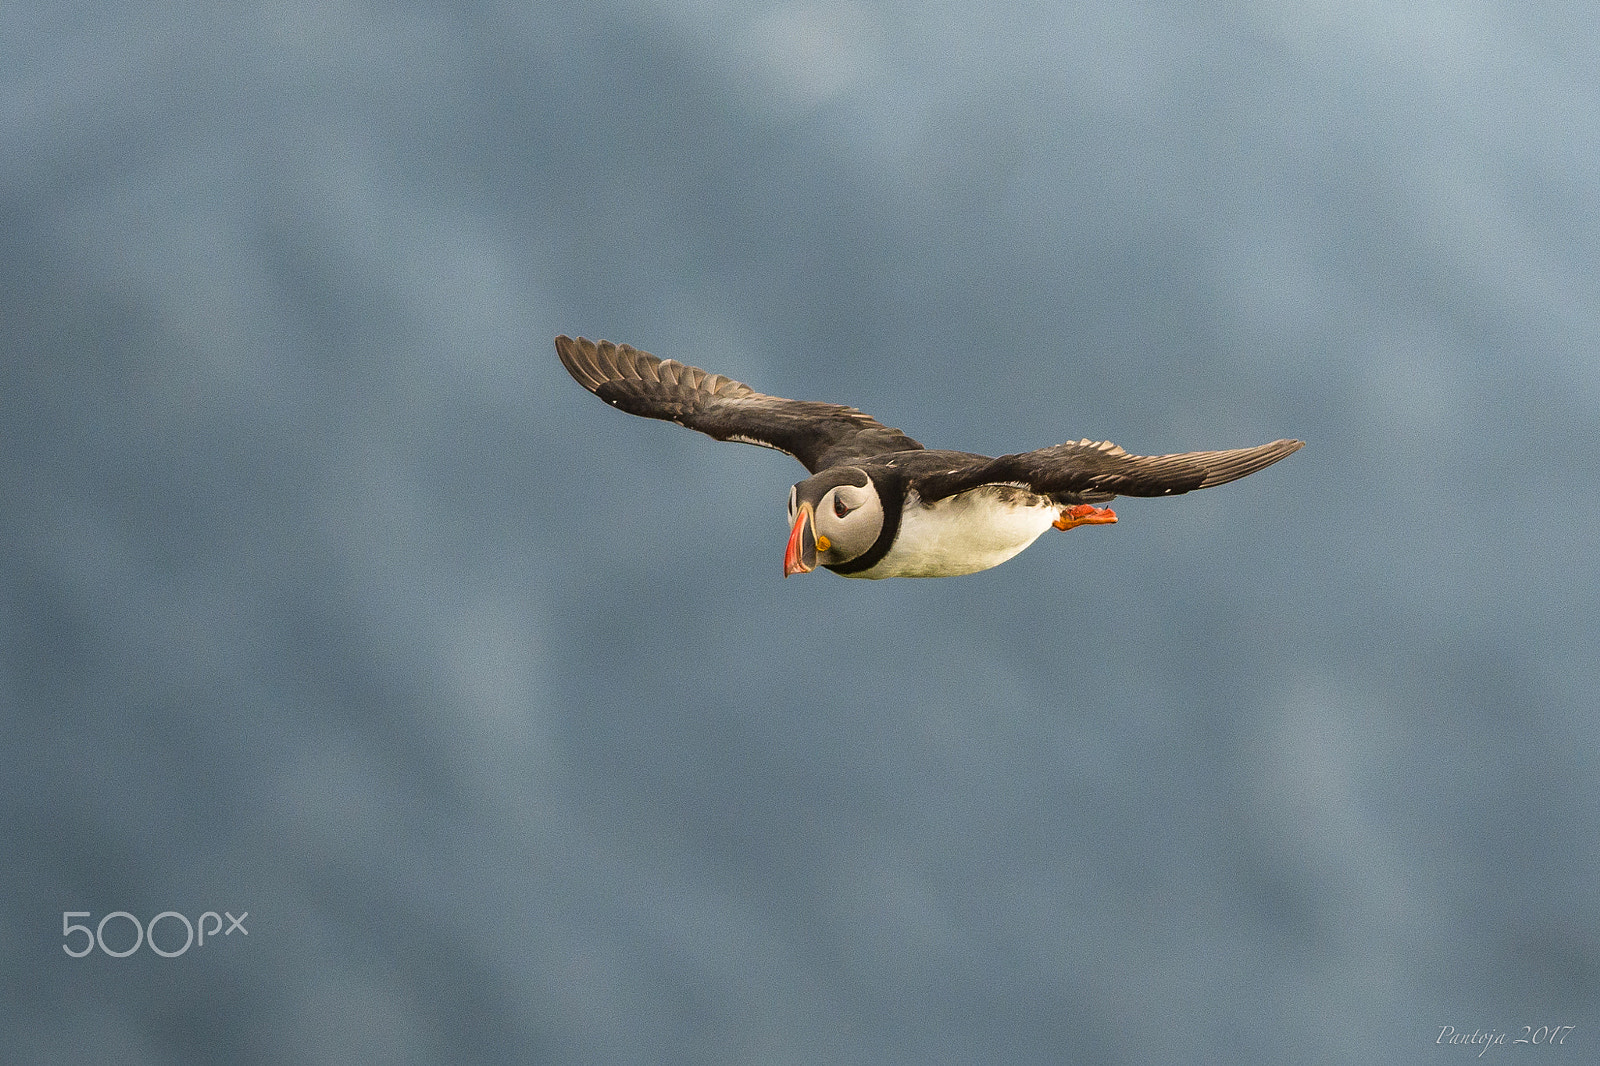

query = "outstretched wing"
[913,437,1305,504]
[556,336,923,473]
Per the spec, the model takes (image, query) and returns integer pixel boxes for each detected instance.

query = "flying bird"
[556,336,1302,579]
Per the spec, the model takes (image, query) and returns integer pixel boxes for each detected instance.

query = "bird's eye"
[834,496,850,518]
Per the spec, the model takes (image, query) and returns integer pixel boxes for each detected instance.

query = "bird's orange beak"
[783,504,817,577]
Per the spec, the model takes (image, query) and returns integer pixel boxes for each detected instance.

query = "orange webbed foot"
[1053,504,1118,531]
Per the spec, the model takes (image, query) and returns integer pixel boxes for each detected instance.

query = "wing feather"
[556,335,923,472]
[914,437,1304,504]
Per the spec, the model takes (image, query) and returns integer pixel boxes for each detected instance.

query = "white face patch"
[808,472,883,566]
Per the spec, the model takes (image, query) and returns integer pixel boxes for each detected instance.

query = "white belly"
[845,487,1058,578]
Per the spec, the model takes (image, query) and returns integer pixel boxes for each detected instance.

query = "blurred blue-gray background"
[5,2,1598,1063]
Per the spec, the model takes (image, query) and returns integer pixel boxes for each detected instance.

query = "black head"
[782,467,885,576]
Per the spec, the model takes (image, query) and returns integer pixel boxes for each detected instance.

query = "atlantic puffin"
[556,336,1302,579]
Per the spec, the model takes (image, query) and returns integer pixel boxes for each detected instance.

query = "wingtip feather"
[1193,438,1306,488]
[555,334,604,392]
